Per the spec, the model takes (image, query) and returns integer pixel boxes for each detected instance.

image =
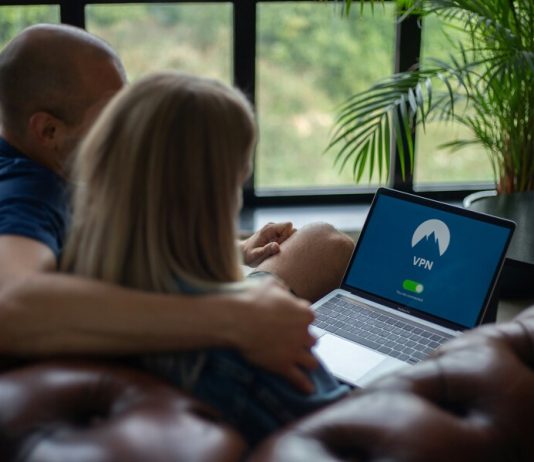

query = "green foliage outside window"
[256,2,395,188]
[0,6,58,44]
[86,4,232,82]
[258,3,393,102]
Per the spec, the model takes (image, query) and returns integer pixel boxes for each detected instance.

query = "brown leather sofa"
[2,306,534,462]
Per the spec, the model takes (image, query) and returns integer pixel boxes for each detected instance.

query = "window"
[414,12,493,186]
[0,1,492,206]
[256,2,395,191]
[86,3,232,83]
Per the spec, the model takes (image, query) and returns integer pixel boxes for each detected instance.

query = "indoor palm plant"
[329,0,534,194]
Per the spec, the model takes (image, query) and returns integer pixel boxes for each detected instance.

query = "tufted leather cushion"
[3,308,534,462]
[251,306,534,462]
[0,361,246,462]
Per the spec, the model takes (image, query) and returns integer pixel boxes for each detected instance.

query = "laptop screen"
[343,188,515,329]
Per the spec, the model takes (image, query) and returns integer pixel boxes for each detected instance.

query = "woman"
[62,72,348,444]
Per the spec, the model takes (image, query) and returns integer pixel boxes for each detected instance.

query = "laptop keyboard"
[313,294,453,365]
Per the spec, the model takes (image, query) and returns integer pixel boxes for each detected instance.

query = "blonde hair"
[61,72,256,293]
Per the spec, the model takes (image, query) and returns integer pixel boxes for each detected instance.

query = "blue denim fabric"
[146,348,349,445]
[140,274,349,444]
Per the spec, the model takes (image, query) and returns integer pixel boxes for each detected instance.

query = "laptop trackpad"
[314,333,386,385]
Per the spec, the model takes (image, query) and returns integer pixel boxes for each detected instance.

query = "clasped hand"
[239,222,296,267]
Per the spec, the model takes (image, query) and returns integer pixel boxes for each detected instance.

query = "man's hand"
[232,277,319,394]
[240,222,296,267]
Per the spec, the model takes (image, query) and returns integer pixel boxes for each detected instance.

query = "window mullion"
[60,0,85,28]
[234,0,257,205]
[390,10,422,192]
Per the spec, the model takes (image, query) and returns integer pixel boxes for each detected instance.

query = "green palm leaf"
[328,0,534,192]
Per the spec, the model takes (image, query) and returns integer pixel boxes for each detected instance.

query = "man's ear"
[27,111,65,151]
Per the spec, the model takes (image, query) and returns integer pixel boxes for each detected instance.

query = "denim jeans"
[141,349,349,445]
[140,275,350,444]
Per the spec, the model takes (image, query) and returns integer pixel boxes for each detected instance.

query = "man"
[0,24,354,392]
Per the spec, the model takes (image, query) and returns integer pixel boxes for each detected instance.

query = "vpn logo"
[411,219,450,271]
[412,219,450,256]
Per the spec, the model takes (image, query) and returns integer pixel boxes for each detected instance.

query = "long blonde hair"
[61,72,256,293]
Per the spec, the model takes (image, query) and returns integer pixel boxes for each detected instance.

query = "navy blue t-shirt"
[0,138,68,258]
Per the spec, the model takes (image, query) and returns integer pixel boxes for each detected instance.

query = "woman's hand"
[240,222,296,267]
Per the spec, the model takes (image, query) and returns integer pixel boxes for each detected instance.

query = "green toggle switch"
[403,279,424,294]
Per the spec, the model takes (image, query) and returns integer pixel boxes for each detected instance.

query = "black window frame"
[1,0,494,206]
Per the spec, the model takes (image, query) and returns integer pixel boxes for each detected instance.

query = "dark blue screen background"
[344,194,512,328]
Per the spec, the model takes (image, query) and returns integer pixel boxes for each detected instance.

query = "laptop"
[311,187,515,387]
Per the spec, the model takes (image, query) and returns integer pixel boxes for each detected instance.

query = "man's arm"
[0,236,318,392]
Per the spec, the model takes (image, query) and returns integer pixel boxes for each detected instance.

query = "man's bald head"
[0,24,126,140]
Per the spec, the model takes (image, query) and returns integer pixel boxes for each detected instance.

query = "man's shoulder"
[0,146,65,200]
[0,141,68,257]
[0,143,57,175]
